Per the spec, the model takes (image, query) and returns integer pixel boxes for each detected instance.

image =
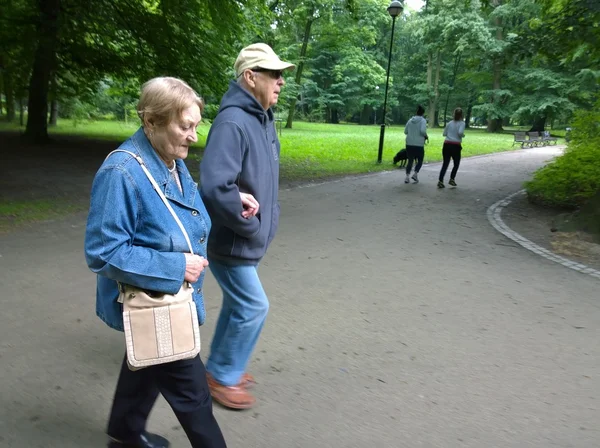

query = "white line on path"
[487,190,600,280]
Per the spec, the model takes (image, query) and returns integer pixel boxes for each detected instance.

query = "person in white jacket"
[438,107,466,188]
[403,105,429,184]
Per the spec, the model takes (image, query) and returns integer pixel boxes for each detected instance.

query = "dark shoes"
[437,181,445,189]
[108,431,170,448]
[449,178,457,187]
[207,372,256,410]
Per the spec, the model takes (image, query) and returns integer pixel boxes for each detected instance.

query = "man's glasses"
[252,68,284,79]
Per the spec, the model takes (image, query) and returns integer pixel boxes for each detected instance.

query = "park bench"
[527,131,544,146]
[542,131,558,145]
[512,132,528,147]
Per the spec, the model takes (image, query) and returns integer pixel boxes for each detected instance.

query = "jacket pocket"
[237,213,268,259]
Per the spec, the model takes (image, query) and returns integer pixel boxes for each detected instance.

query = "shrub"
[525,102,600,208]
[202,104,220,121]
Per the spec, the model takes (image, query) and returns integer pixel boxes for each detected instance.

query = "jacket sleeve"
[404,122,408,135]
[200,121,260,238]
[420,119,428,137]
[443,123,448,137]
[458,121,466,137]
[84,165,186,294]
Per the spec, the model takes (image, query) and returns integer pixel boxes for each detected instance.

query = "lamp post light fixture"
[377,0,404,164]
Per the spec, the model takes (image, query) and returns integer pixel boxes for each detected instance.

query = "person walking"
[404,105,428,184]
[200,43,295,410]
[438,107,466,188]
[85,77,227,448]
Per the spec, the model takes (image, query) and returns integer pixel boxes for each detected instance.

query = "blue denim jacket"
[84,128,211,331]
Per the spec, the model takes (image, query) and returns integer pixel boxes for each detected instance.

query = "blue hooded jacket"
[200,81,280,264]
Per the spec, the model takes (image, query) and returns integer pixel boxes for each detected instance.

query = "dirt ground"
[502,193,600,271]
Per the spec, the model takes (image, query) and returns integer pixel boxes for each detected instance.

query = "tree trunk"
[49,99,58,126]
[443,53,462,127]
[285,12,314,129]
[529,116,546,132]
[48,73,58,126]
[486,58,504,133]
[19,98,25,126]
[24,0,61,142]
[486,0,504,133]
[4,70,15,122]
[427,49,441,128]
[426,51,432,122]
[331,108,339,124]
[487,118,503,132]
[359,104,371,125]
[465,104,473,128]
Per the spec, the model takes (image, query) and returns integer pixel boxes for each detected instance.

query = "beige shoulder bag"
[107,150,201,369]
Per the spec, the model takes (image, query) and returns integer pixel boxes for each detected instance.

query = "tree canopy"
[1,0,598,140]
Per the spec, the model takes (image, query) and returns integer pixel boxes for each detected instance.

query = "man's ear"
[243,69,256,87]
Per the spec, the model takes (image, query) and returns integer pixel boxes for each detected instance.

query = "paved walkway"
[1,146,598,448]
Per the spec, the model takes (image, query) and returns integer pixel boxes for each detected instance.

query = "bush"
[525,103,600,208]
[202,104,220,120]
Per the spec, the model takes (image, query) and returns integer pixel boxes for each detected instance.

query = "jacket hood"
[219,81,274,124]
[409,115,425,123]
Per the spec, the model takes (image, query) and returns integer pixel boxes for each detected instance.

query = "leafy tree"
[7,0,266,141]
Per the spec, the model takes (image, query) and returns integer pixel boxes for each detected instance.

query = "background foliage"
[2,0,598,139]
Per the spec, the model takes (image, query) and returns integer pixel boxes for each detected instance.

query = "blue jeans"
[206,259,269,387]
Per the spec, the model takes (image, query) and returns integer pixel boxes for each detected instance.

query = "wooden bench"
[512,132,528,147]
[527,131,544,146]
[542,131,558,145]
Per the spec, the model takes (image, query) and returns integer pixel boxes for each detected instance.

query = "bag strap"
[105,150,194,255]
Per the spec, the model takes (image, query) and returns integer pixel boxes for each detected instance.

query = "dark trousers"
[107,355,226,448]
[406,145,424,174]
[439,142,462,181]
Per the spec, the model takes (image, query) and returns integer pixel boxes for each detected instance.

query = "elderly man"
[200,43,295,409]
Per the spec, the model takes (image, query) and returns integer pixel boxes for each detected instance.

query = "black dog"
[393,148,408,167]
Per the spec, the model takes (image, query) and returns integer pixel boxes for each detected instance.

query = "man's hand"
[240,192,259,219]
[184,254,209,283]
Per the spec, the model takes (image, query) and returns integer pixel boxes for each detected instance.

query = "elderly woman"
[85,77,227,448]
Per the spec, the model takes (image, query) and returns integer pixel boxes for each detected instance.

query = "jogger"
[438,107,466,188]
[404,105,428,184]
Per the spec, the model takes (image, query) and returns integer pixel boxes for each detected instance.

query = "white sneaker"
[404,174,410,184]
[411,172,419,183]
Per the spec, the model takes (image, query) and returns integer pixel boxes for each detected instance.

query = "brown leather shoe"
[206,373,256,410]
[240,373,257,389]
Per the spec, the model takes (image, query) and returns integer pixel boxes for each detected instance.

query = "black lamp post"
[377,0,404,164]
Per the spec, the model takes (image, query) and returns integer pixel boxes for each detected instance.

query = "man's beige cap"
[234,43,295,78]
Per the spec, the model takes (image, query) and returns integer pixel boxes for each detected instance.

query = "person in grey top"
[438,107,466,188]
[403,105,429,184]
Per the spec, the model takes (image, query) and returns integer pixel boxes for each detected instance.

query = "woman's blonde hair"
[137,77,204,127]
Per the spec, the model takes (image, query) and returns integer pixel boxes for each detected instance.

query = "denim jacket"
[84,128,211,331]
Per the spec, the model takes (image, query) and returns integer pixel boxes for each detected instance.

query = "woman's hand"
[184,253,209,283]
[240,192,259,219]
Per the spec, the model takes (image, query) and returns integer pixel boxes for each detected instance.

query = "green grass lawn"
[1,119,555,183]
[276,121,530,180]
[0,119,564,230]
